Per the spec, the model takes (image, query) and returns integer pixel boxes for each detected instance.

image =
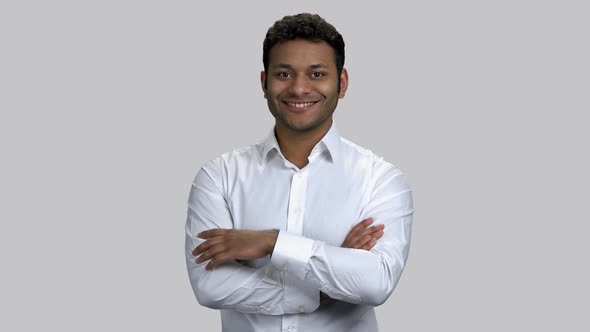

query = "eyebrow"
[272,63,329,70]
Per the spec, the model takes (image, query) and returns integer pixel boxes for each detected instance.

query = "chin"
[286,120,324,132]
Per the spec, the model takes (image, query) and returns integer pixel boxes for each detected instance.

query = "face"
[261,39,348,134]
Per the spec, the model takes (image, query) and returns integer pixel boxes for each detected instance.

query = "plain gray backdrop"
[1,0,588,331]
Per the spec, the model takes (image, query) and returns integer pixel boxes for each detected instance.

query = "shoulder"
[194,143,261,185]
[339,136,411,193]
[339,136,400,174]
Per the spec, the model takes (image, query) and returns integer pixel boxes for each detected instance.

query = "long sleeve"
[270,163,413,306]
[185,161,320,314]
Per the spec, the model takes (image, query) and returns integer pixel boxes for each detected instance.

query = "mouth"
[282,100,319,112]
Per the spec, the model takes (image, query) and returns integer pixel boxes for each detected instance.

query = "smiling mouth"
[283,101,319,110]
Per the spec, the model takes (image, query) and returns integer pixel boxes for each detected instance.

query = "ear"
[338,68,349,99]
[260,71,267,98]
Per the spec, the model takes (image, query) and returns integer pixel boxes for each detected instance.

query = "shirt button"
[288,327,295,331]
[299,306,305,313]
[283,265,288,272]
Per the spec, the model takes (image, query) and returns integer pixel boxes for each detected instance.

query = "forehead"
[268,39,336,68]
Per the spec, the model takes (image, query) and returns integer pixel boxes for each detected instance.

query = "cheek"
[267,87,283,101]
[267,80,287,92]
[317,81,339,96]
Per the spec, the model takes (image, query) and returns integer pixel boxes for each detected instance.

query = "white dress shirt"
[185,123,413,332]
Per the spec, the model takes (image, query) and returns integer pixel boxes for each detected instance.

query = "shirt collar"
[260,122,342,163]
[261,128,281,161]
[319,122,341,163]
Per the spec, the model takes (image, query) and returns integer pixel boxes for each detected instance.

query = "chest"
[227,165,368,247]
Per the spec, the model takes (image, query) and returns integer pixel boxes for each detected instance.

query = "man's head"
[261,13,348,134]
[262,13,345,91]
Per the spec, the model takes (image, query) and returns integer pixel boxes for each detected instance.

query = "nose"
[289,75,312,96]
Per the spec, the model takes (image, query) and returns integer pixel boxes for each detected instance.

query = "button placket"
[287,171,307,235]
[282,171,307,332]
[282,316,298,332]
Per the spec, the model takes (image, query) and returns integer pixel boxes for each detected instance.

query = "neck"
[275,119,333,169]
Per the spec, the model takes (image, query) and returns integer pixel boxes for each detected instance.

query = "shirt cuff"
[271,231,315,280]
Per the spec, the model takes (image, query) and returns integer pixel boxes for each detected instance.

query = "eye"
[277,72,291,78]
[311,72,325,78]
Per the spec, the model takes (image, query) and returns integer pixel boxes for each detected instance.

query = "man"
[185,13,413,332]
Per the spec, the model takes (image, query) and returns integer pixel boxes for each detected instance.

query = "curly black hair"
[262,13,345,78]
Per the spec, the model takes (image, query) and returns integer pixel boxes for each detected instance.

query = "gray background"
[1,0,588,330]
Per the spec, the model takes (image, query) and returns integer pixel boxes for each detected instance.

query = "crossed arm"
[192,218,384,302]
[185,163,413,314]
[192,217,383,270]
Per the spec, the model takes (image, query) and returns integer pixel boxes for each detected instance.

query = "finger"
[343,223,384,248]
[343,219,373,244]
[192,236,225,256]
[365,223,384,233]
[197,229,230,239]
[345,217,373,237]
[206,253,232,271]
[361,238,377,251]
[353,224,384,241]
[350,217,373,233]
[350,234,373,249]
[196,244,226,264]
[357,217,374,229]
[342,219,377,247]
[360,230,384,250]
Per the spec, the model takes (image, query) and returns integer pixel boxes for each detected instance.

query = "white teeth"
[287,102,315,108]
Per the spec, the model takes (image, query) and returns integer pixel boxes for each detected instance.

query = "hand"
[320,217,383,301]
[193,229,279,271]
[341,217,384,250]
